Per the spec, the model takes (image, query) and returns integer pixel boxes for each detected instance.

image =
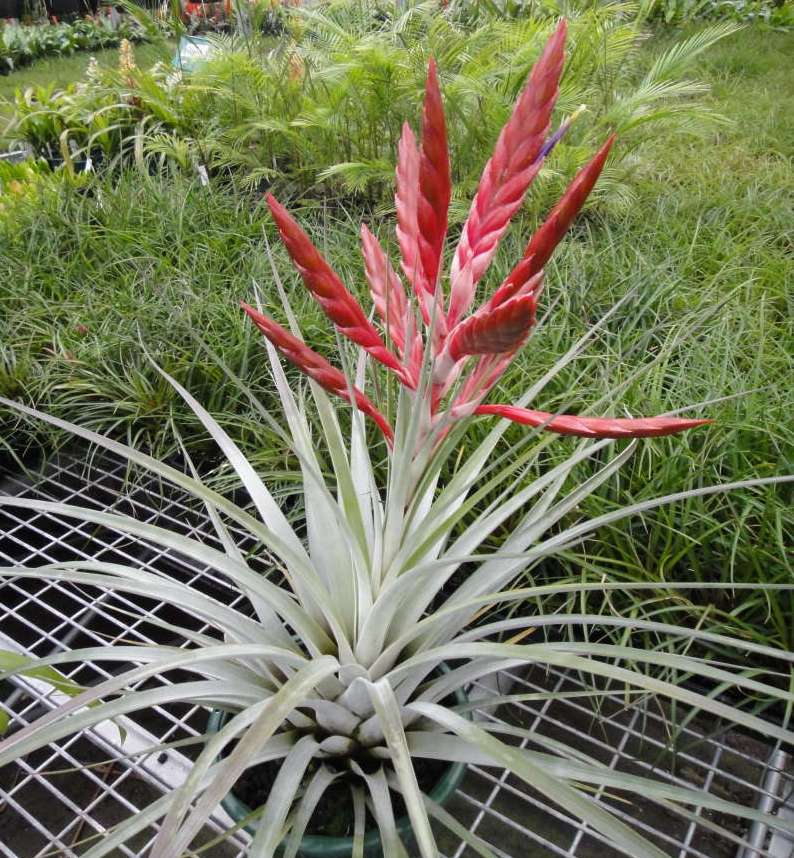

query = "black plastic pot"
[207,680,468,857]
[75,148,105,172]
[43,154,64,170]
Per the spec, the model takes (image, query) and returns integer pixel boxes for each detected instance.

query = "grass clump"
[0,174,284,459]
[518,26,793,648]
[0,41,169,124]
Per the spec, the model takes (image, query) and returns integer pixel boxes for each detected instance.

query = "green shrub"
[648,0,794,26]
[5,1,737,212]
[189,0,737,207]
[0,17,148,75]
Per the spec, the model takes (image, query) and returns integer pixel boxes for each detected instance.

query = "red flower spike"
[395,122,431,324]
[418,59,451,305]
[474,404,711,439]
[360,224,410,356]
[266,194,407,383]
[519,134,616,277]
[447,294,537,363]
[241,302,394,442]
[447,20,567,329]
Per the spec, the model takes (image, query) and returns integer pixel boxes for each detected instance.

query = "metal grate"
[1,450,792,858]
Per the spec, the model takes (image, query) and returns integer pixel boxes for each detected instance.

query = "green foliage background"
[4,0,739,213]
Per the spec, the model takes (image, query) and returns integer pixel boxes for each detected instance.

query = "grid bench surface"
[1,450,792,858]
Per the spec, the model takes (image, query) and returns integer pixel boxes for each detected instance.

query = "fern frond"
[643,22,741,83]
[317,159,394,193]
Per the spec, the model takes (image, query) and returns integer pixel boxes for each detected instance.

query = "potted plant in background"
[11,84,71,166]
[1,20,793,858]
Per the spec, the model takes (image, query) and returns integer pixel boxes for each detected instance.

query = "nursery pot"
[43,154,65,170]
[207,681,467,856]
[73,148,105,173]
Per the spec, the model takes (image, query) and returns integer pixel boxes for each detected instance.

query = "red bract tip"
[241,302,394,443]
[266,194,407,383]
[518,133,616,278]
[360,224,409,355]
[418,58,451,305]
[474,404,712,438]
[453,352,514,410]
[486,267,543,312]
[447,20,567,329]
[432,294,536,410]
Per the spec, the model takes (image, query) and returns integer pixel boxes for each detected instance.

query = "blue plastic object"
[171,35,216,72]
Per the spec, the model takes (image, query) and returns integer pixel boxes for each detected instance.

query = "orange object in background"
[181,0,231,25]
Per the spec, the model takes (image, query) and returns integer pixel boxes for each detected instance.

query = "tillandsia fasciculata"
[245,22,708,446]
[1,19,793,858]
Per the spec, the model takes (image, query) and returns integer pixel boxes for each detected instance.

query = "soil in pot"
[231,756,449,838]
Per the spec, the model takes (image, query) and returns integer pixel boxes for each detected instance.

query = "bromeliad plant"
[2,19,794,858]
